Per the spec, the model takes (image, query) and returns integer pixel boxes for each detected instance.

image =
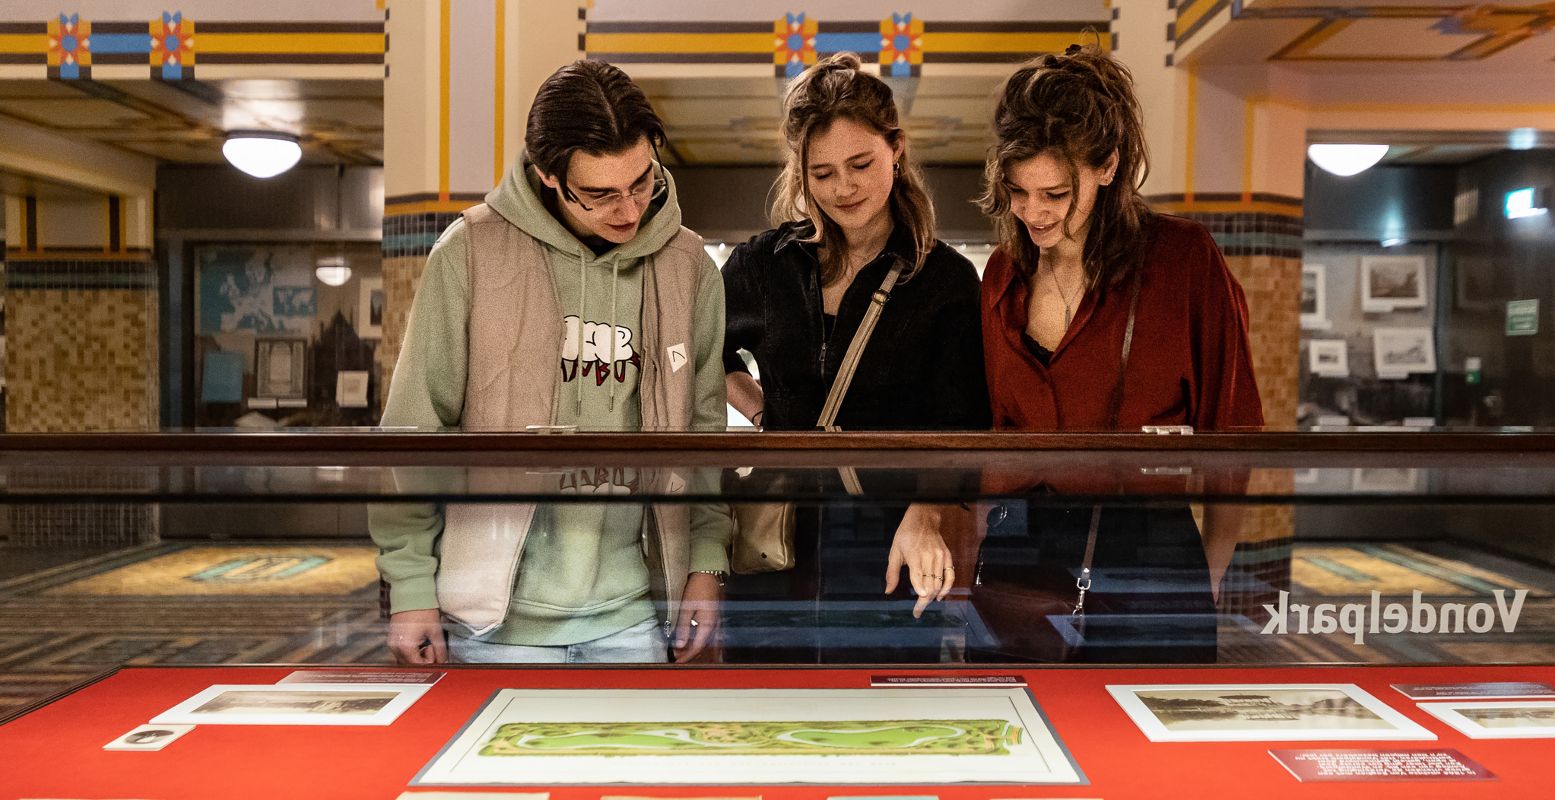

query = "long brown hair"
[771,53,937,284]
[976,44,1153,290]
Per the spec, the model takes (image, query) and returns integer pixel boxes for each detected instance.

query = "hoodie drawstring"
[576,248,586,414]
[608,255,620,413]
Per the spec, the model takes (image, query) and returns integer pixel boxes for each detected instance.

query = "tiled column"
[2,193,157,432]
[379,0,583,407]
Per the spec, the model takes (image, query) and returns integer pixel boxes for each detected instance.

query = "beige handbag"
[730,259,905,574]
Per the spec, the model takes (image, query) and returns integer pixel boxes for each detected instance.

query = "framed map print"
[414,688,1084,786]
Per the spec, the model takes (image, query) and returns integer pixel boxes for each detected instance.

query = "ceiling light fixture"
[315,255,351,287]
[223,130,302,179]
[1307,143,1389,177]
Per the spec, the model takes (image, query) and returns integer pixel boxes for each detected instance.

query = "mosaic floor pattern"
[0,542,387,718]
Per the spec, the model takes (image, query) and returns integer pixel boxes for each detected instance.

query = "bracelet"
[691,569,728,586]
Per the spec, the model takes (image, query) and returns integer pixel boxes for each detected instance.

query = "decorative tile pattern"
[880,13,924,78]
[775,13,819,78]
[382,211,463,259]
[150,11,195,80]
[46,13,91,80]
[2,16,381,79]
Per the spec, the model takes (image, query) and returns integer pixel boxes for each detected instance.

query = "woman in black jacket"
[721,53,990,662]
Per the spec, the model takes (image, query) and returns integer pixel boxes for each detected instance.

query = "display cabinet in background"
[2,431,1554,798]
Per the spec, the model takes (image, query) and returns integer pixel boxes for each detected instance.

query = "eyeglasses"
[565,166,667,213]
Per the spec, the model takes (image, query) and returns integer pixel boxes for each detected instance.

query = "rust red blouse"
[981,214,1264,432]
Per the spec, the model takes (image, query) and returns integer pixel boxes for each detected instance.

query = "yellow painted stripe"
[1242,99,1257,199]
[1154,200,1303,216]
[5,249,153,261]
[920,32,1099,53]
[0,34,43,54]
[199,33,383,54]
[439,0,451,201]
[1177,0,1223,39]
[385,199,482,215]
[494,0,506,187]
[1184,66,1197,200]
[583,32,771,53]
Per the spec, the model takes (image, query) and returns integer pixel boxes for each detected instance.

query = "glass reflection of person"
[369,60,731,666]
[973,45,1263,662]
[721,54,990,661]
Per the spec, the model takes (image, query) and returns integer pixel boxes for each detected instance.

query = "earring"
[893,162,901,177]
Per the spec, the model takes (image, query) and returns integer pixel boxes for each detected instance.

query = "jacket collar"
[773,218,918,269]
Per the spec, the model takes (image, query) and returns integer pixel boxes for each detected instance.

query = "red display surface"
[2,663,1552,799]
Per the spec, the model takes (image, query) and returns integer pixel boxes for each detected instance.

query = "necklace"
[1045,262,1078,330]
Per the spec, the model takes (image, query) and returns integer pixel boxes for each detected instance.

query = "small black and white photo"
[104,723,195,751]
[1362,255,1428,312]
[1307,339,1348,377]
[1421,701,1555,739]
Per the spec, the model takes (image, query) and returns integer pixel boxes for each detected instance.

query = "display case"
[2,430,1554,798]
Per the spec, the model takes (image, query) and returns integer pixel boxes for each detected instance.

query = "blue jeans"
[448,617,668,664]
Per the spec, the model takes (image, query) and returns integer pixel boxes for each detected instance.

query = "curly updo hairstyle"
[976,44,1154,290]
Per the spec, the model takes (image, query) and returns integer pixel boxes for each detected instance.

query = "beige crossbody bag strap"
[817,257,905,495]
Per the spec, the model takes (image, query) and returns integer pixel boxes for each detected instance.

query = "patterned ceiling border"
[1175,1,1555,62]
[0,13,384,80]
[583,13,1110,77]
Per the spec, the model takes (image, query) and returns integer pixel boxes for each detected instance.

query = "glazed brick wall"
[7,286,158,432]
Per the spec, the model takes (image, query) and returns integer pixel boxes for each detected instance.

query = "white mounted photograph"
[1307,339,1349,377]
[1419,701,1555,739]
[414,688,1084,786]
[150,683,430,726]
[1361,255,1429,312]
[1372,327,1436,378]
[1107,684,1436,743]
[1300,264,1330,330]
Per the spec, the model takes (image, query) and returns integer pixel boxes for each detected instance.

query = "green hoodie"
[370,157,730,646]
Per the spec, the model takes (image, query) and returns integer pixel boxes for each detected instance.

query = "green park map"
[481,719,1022,757]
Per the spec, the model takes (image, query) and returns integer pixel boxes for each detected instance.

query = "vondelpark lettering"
[1261,590,1529,645]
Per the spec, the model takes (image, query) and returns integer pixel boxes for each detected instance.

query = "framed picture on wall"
[358,277,384,339]
[255,338,308,399]
[1453,253,1498,312]
[1308,339,1349,377]
[1372,326,1436,378]
[1361,255,1428,313]
[1300,264,1330,330]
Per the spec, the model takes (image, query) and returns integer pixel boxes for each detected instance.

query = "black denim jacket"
[723,221,991,431]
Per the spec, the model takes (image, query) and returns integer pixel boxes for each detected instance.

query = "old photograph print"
[1109,684,1436,742]
[195,689,397,716]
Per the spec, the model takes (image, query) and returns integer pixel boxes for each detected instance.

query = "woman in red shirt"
[970,45,1263,663]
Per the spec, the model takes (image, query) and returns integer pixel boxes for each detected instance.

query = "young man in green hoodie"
[369,60,730,665]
